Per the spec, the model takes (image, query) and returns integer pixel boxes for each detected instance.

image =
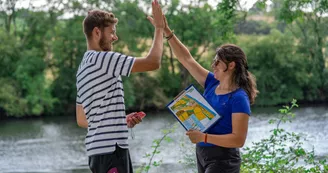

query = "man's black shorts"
[88,144,133,173]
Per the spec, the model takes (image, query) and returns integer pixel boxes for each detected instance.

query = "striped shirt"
[76,50,135,156]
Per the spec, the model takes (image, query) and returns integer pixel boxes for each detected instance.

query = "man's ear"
[92,27,101,40]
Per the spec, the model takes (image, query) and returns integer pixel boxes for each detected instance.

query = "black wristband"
[165,30,174,41]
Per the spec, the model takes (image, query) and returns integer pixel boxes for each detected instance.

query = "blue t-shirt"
[198,72,251,147]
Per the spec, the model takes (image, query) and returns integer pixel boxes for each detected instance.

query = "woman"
[148,15,258,173]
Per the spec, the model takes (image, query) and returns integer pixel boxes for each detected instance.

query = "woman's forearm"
[165,30,193,62]
[207,133,246,148]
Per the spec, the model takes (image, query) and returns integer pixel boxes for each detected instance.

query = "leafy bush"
[238,30,308,105]
[241,99,328,172]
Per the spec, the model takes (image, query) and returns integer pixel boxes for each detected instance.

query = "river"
[0,106,327,173]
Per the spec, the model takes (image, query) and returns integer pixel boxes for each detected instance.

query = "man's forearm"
[146,28,164,65]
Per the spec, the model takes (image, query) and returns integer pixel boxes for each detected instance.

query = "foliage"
[0,0,327,117]
[0,10,56,117]
[0,78,27,117]
[273,0,328,101]
[147,100,328,172]
[136,123,177,173]
[235,20,272,35]
[178,136,197,173]
[50,16,86,115]
[241,99,328,172]
[238,30,308,105]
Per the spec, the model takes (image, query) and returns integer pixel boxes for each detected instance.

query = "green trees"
[238,30,308,105]
[0,9,56,117]
[273,0,328,101]
[239,0,328,105]
[0,0,327,117]
[50,16,86,115]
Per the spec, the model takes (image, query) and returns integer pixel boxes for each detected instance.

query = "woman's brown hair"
[216,44,259,104]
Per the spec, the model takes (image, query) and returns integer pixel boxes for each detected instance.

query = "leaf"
[256,1,267,10]
[269,119,277,124]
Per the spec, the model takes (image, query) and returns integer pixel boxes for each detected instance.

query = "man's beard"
[99,36,112,51]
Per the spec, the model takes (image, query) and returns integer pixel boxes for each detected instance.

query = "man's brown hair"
[83,10,118,39]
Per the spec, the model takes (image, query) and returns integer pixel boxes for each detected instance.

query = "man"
[75,0,164,172]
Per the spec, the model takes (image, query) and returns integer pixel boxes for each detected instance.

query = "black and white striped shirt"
[76,50,135,156]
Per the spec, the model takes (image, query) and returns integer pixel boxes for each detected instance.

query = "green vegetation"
[241,99,328,172]
[136,124,177,173]
[142,100,328,172]
[0,0,327,117]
